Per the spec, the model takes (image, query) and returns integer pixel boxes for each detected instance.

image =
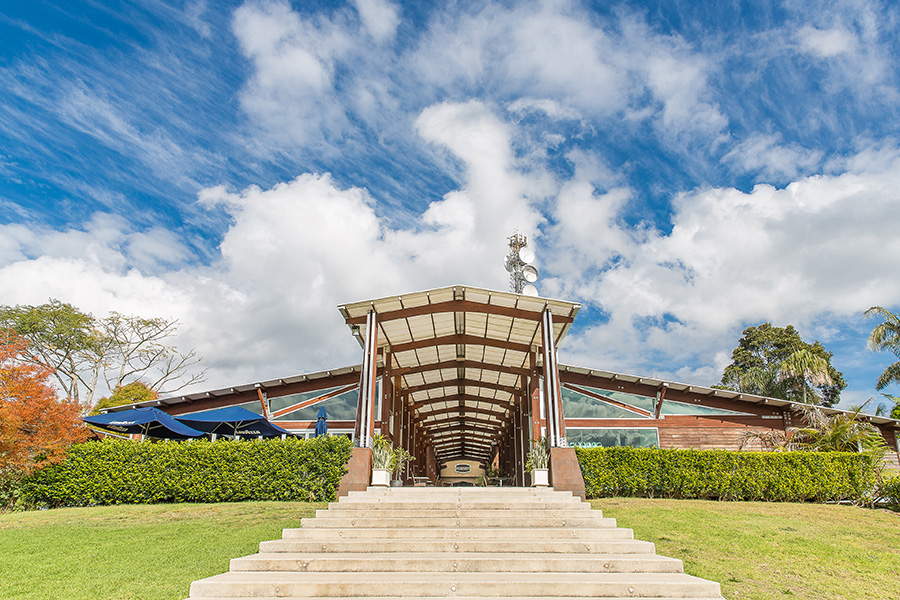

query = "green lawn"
[593,498,900,600]
[1,499,898,600]
[0,501,324,600]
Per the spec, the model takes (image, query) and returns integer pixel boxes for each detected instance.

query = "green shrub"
[576,446,876,502]
[878,475,900,511]
[21,436,351,509]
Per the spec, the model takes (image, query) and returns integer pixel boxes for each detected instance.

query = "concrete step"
[185,486,723,599]
[189,571,722,598]
[300,516,611,528]
[192,597,723,600]
[281,527,621,540]
[331,500,590,510]
[230,552,684,574]
[345,489,577,498]
[259,539,654,554]
[315,509,594,518]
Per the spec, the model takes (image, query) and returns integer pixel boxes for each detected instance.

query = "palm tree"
[865,306,900,390]
[791,403,887,455]
[777,348,833,404]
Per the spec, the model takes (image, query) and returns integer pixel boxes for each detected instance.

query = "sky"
[1,0,899,412]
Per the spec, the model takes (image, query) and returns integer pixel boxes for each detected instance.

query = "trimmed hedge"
[576,446,876,502]
[878,476,900,511]
[21,436,352,508]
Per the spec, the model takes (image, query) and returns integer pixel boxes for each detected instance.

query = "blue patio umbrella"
[175,406,293,438]
[314,407,328,437]
[83,407,205,440]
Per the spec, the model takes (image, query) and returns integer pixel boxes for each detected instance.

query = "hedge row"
[22,436,352,508]
[576,446,876,502]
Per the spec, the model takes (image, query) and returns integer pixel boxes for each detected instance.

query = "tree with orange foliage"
[0,331,88,505]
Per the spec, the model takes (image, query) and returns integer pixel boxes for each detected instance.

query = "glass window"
[273,387,360,421]
[571,385,753,416]
[560,386,649,418]
[268,385,345,414]
[659,399,752,416]
[567,427,659,448]
[575,386,656,413]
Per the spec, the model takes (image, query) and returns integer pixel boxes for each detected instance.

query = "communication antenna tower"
[504,232,539,296]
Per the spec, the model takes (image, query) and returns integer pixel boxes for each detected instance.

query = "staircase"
[187,487,723,599]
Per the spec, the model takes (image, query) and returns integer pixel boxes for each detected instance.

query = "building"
[106,285,900,493]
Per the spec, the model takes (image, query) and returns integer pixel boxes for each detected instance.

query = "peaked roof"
[338,285,581,462]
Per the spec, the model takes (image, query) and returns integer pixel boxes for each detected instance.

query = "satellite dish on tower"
[518,247,535,264]
[522,284,539,296]
[522,265,539,283]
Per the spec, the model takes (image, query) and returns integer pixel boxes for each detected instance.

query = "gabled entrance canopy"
[338,285,580,466]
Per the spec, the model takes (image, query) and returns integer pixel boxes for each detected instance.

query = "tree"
[89,381,159,416]
[718,323,846,407]
[0,300,205,409]
[777,348,833,405]
[791,403,887,455]
[0,333,88,504]
[0,300,100,404]
[864,306,900,391]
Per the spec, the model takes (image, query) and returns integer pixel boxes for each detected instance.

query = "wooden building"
[107,285,900,491]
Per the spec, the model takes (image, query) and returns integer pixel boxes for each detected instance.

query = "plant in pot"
[391,446,414,487]
[525,437,550,487]
[371,434,393,487]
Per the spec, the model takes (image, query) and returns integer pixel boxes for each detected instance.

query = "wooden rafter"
[403,378,520,395]
[409,394,514,411]
[392,360,529,378]
[415,405,508,422]
[390,334,532,355]
[344,299,575,326]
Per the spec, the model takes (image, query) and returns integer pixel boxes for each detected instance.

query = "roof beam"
[425,423,505,437]
[390,334,532,355]
[392,360,529,378]
[415,405,508,422]
[409,394,514,411]
[403,378,520,395]
[344,299,574,326]
[413,406,510,426]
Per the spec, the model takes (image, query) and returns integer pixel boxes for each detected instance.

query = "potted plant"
[525,437,550,487]
[391,446,414,486]
[371,434,393,486]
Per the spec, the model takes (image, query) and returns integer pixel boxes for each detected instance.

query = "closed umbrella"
[314,407,328,437]
[83,407,205,440]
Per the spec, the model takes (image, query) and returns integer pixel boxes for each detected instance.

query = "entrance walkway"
[187,487,723,599]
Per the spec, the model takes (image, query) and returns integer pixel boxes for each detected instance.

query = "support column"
[528,350,541,443]
[380,348,392,439]
[541,309,566,448]
[353,310,379,448]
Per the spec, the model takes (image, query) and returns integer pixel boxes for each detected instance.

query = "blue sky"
[1,0,899,410]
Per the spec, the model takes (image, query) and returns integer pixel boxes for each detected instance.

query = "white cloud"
[507,98,581,120]
[231,0,729,152]
[798,25,858,57]
[723,134,824,181]
[352,0,401,42]
[0,100,549,393]
[557,150,900,385]
[232,0,352,145]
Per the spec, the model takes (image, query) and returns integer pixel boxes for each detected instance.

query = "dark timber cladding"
[338,284,580,474]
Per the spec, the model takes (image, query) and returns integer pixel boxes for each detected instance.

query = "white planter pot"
[531,468,549,487]
[371,468,391,487]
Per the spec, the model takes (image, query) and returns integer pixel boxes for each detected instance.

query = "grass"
[0,501,324,600]
[592,498,900,600]
[1,499,898,600]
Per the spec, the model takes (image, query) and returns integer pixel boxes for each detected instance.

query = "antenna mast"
[504,232,539,295]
